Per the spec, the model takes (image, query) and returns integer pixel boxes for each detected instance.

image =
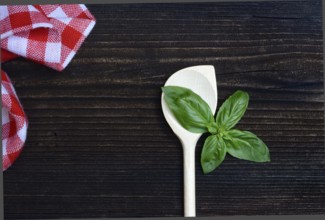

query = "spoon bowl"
[161,65,218,217]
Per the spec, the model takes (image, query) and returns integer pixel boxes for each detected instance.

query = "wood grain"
[3,1,324,218]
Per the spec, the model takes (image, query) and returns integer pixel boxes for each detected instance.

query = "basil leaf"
[201,134,226,174]
[223,129,271,162]
[216,90,249,131]
[162,86,214,133]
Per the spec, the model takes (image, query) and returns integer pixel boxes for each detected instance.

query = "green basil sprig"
[162,86,271,174]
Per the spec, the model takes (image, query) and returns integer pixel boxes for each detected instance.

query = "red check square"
[9,11,32,29]
[61,25,81,50]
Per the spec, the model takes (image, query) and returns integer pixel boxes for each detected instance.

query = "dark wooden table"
[3,1,324,219]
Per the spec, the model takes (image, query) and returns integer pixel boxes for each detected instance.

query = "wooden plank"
[3,1,324,218]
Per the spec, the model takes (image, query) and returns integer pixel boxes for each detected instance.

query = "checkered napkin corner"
[1,4,96,71]
[2,70,28,171]
[1,5,96,171]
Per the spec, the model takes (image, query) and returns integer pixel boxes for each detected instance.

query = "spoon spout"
[181,137,198,217]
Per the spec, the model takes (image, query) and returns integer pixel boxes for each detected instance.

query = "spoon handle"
[182,139,197,217]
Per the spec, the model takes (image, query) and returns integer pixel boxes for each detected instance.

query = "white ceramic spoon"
[161,65,218,217]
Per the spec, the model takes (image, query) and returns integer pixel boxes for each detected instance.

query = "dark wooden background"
[3,1,324,219]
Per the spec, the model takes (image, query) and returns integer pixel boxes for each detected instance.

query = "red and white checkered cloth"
[1,4,96,171]
[2,70,28,171]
